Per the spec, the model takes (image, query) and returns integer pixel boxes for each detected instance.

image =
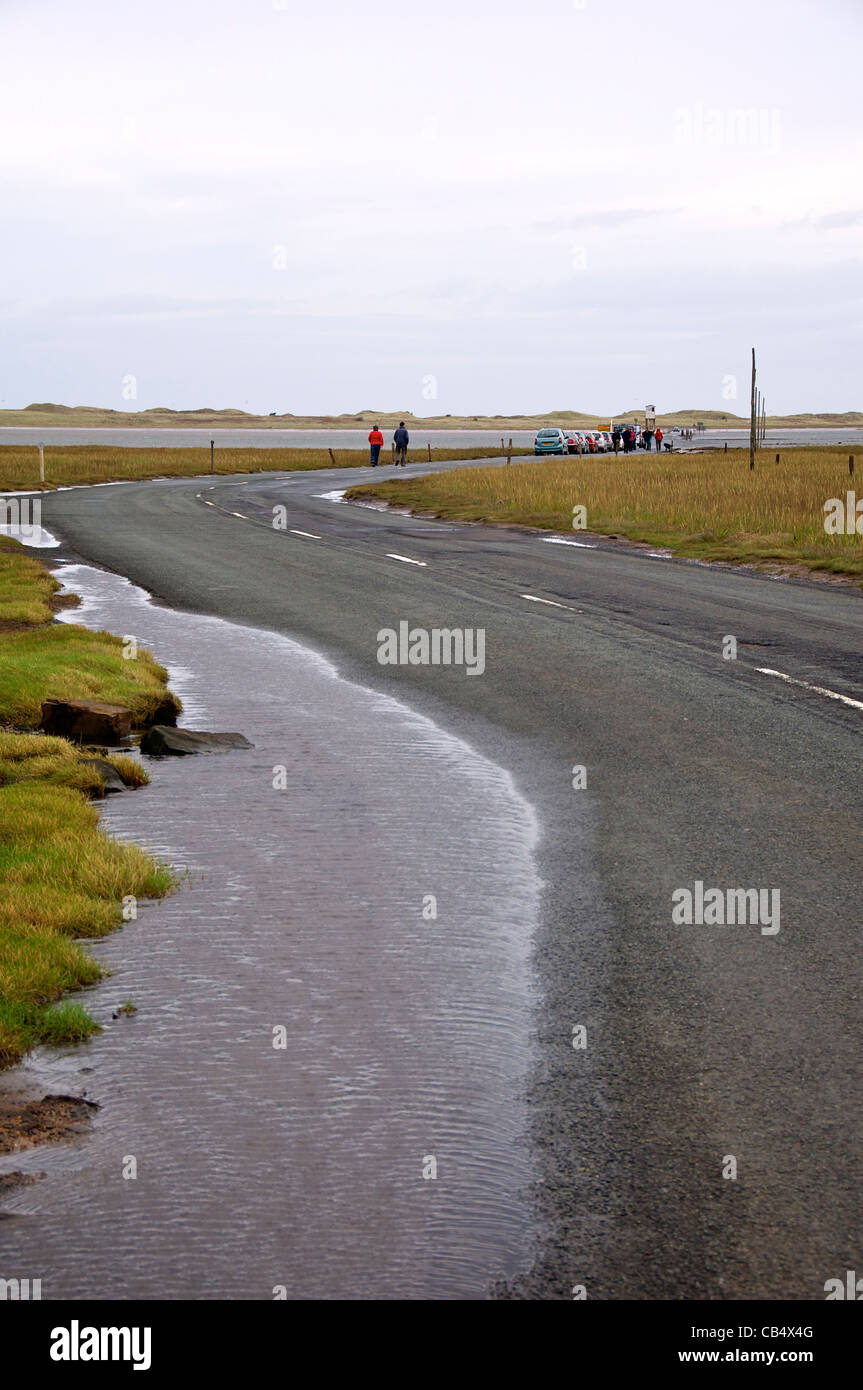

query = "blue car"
[534,428,568,456]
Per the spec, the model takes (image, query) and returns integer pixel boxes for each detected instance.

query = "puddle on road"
[0,563,541,1299]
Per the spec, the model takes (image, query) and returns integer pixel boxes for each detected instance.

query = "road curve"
[41,458,863,1300]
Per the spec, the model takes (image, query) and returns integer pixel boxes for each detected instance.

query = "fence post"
[427,442,432,463]
[210,439,214,473]
[328,448,336,466]
[850,455,855,477]
[38,443,45,483]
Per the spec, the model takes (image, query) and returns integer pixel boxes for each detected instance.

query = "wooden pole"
[38,443,45,483]
[749,348,757,470]
[427,442,432,463]
[210,439,215,473]
[328,447,336,465]
[850,455,855,477]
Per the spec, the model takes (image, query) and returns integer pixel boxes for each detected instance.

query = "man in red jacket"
[368,425,384,466]
[654,427,663,452]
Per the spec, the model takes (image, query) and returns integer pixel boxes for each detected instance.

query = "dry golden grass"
[0,444,529,492]
[348,446,863,581]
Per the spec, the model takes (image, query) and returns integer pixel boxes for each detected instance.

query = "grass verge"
[0,539,174,1065]
[0,444,531,492]
[346,446,863,583]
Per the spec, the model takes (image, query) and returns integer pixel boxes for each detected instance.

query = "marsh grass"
[0,542,173,1064]
[0,782,172,1064]
[348,446,863,580]
[0,444,530,492]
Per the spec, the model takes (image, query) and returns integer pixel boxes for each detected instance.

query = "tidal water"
[0,564,541,1299]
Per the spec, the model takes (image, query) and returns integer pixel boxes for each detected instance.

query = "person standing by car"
[612,426,621,455]
[654,426,663,452]
[368,424,384,466]
[643,427,653,452]
[393,421,409,466]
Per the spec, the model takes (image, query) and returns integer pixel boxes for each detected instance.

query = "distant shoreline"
[2,405,862,432]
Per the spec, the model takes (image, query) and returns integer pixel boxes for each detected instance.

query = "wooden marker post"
[210,439,215,473]
[38,443,45,483]
[749,348,757,471]
[328,448,336,466]
[850,455,855,477]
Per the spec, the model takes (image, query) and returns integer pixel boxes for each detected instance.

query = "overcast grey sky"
[1,0,860,416]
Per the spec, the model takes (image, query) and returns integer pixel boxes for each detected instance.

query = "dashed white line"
[386,553,427,566]
[289,529,321,539]
[755,667,863,712]
[231,511,245,519]
[521,594,583,613]
[541,537,597,550]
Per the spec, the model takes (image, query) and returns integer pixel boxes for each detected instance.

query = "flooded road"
[0,564,541,1299]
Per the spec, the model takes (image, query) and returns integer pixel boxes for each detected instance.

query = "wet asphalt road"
[40,457,862,1300]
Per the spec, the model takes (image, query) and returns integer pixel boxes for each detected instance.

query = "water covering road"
[0,563,540,1299]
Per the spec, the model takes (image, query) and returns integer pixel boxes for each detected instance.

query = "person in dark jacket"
[612,426,621,455]
[393,422,409,466]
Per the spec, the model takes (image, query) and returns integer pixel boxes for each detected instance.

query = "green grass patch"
[0,534,63,626]
[0,623,179,728]
[0,541,173,1066]
[0,782,172,1064]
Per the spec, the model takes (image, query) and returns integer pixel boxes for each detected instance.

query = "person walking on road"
[394,421,409,466]
[368,424,384,467]
[612,426,621,455]
[654,426,663,452]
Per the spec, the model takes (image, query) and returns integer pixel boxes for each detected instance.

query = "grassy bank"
[0,538,174,1065]
[0,444,529,492]
[346,446,863,582]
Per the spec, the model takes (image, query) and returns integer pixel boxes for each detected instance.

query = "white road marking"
[289,529,321,539]
[231,511,245,518]
[521,594,582,613]
[314,489,347,503]
[386,553,427,566]
[755,667,863,712]
[541,537,597,549]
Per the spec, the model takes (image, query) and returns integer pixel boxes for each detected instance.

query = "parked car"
[565,431,588,454]
[534,428,569,456]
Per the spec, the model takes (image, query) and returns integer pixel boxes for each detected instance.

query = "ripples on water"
[0,565,541,1299]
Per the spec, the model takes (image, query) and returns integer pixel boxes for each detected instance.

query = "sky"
[1,0,861,417]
